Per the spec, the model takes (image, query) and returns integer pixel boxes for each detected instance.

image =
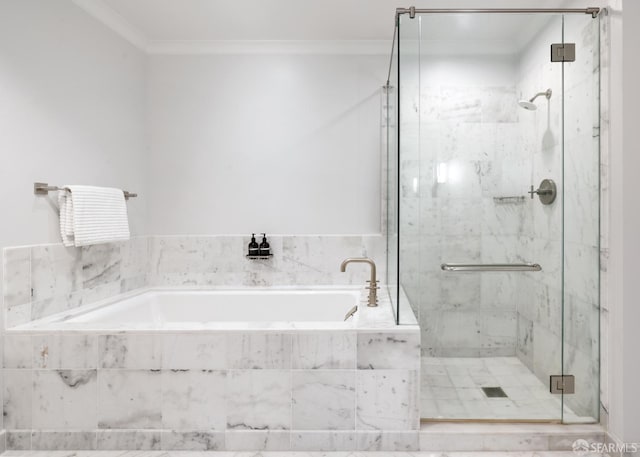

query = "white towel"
[58,185,130,247]
[58,189,74,246]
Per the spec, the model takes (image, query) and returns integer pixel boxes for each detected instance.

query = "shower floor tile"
[421,357,595,423]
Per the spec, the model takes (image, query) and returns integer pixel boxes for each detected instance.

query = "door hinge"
[550,375,575,394]
[551,43,576,62]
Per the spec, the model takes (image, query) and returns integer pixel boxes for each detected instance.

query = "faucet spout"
[340,257,378,307]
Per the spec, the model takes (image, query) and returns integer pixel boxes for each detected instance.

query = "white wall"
[0,0,148,432]
[621,0,640,443]
[146,54,385,235]
[609,0,640,449]
[0,0,149,252]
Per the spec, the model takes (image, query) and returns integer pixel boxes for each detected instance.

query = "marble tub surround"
[2,238,150,328]
[2,232,413,451]
[3,235,385,328]
[148,235,386,288]
[2,305,420,451]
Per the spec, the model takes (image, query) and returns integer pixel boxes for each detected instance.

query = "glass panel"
[385,29,399,323]
[397,14,421,325]
[561,13,601,424]
[398,12,569,421]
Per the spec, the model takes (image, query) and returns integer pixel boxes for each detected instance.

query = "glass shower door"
[561,13,601,424]
[398,12,569,422]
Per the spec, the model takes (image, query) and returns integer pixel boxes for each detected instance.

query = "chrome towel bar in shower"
[441,263,542,272]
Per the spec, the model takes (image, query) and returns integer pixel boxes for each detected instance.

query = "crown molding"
[72,0,149,50]
[146,40,391,55]
[70,1,527,57]
[71,0,389,55]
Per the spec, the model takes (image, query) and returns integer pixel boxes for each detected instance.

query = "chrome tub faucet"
[340,257,379,307]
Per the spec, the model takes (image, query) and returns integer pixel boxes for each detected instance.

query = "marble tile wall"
[148,235,386,289]
[2,233,393,450]
[2,238,150,328]
[2,329,420,451]
[3,235,386,327]
[399,57,524,356]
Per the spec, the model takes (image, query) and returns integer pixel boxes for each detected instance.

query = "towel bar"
[441,263,542,272]
[34,182,137,199]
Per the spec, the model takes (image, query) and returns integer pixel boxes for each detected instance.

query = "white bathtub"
[11,288,373,332]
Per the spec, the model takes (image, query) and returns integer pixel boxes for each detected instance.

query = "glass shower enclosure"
[385,9,600,423]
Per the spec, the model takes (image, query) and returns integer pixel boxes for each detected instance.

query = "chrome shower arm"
[529,89,553,102]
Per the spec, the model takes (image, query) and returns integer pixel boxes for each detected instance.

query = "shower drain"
[482,386,508,398]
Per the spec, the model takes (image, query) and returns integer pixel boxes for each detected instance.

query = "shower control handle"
[528,185,550,198]
[528,185,553,197]
[528,179,557,205]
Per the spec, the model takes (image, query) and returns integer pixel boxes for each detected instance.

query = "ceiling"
[100,0,403,41]
[71,0,604,54]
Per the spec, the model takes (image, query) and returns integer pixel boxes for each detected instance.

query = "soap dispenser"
[259,233,271,256]
[248,234,259,257]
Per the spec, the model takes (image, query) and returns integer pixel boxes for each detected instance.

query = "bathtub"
[9,287,384,332]
[4,285,420,450]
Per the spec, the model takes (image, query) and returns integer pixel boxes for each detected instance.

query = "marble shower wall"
[399,54,525,357]
[3,235,386,327]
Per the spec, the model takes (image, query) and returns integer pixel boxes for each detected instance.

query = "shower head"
[518,88,552,111]
[518,100,538,111]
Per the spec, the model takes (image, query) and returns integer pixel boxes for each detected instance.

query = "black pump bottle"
[248,234,259,256]
[259,233,271,256]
